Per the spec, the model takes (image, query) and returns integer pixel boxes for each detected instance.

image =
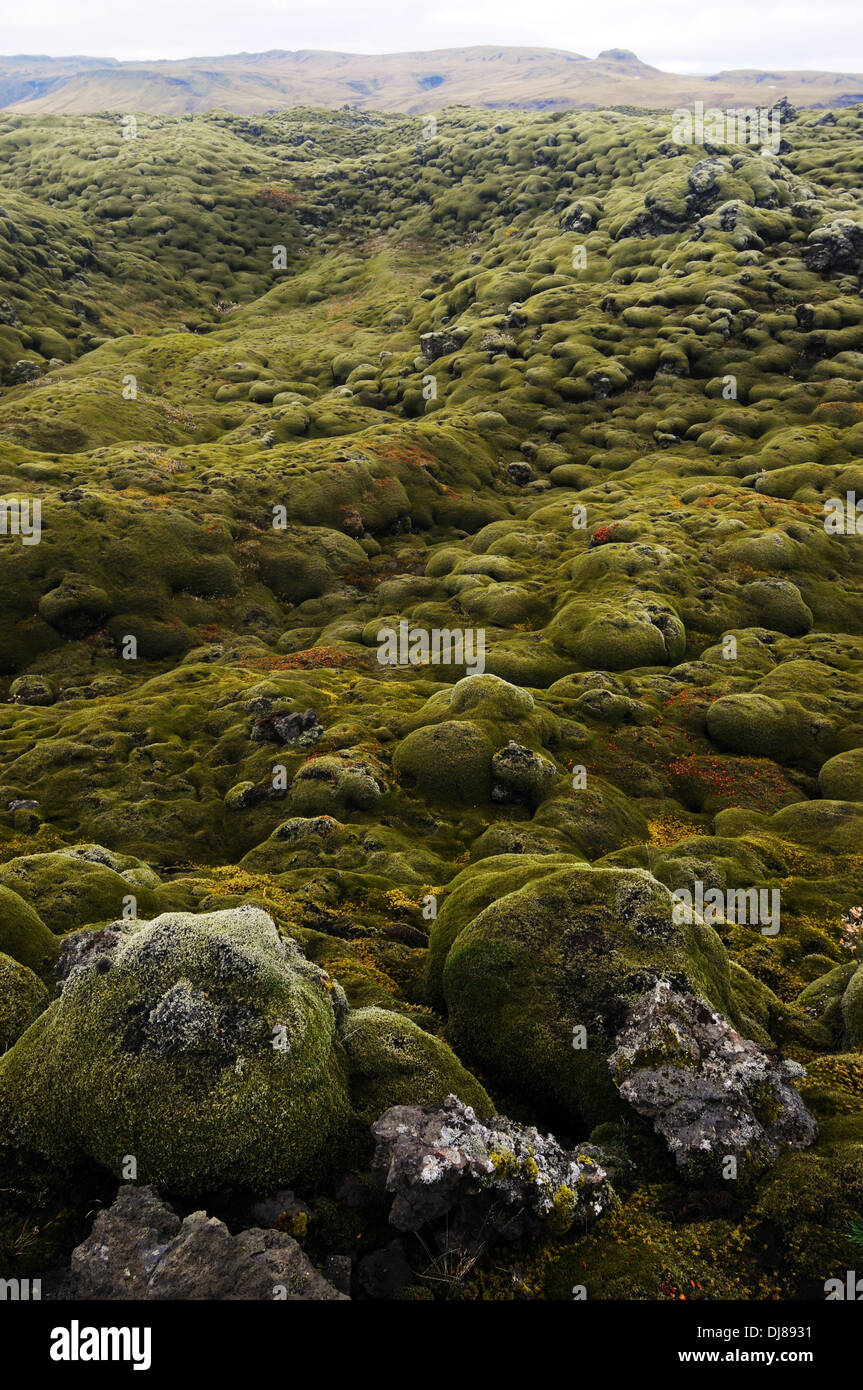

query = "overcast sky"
[2,0,861,72]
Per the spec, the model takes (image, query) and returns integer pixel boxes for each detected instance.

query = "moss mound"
[393,721,494,803]
[0,885,60,978]
[435,861,745,1128]
[0,952,50,1051]
[0,906,355,1191]
[341,1005,493,1124]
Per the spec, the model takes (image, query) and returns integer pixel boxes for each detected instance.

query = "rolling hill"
[1,45,862,114]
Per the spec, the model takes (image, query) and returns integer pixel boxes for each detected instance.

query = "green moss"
[0,952,50,1050]
[0,885,60,979]
[341,1005,493,1125]
[393,721,494,804]
[842,966,863,1049]
[0,906,355,1192]
[751,1140,863,1293]
[0,101,861,1298]
[0,850,158,934]
[543,1187,774,1300]
[819,749,863,802]
[438,862,744,1129]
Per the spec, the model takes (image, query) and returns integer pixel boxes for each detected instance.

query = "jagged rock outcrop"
[609,980,818,1178]
[372,1093,612,1244]
[803,217,863,272]
[71,1185,347,1300]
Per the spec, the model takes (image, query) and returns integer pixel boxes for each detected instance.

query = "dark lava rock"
[71,1185,347,1300]
[55,926,122,992]
[559,200,598,233]
[323,1254,353,1295]
[803,218,863,273]
[357,1238,413,1298]
[491,741,558,808]
[72,1186,179,1297]
[10,359,41,384]
[420,329,467,363]
[770,96,798,121]
[506,460,533,486]
[250,707,322,746]
[609,980,818,1179]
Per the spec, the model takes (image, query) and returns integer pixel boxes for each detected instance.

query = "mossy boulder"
[340,1006,493,1125]
[766,800,863,855]
[549,598,686,671]
[448,673,536,722]
[491,741,559,807]
[425,854,574,1008]
[0,953,50,1051]
[818,748,863,802]
[706,694,802,761]
[0,850,159,935]
[404,673,560,748]
[0,906,355,1192]
[842,966,863,1049]
[393,721,494,803]
[434,861,747,1128]
[0,885,60,979]
[797,962,857,1046]
[8,674,56,706]
[533,781,650,859]
[289,751,386,816]
[37,580,113,636]
[745,580,813,636]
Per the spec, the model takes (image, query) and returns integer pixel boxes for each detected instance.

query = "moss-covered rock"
[0,886,60,979]
[393,721,494,803]
[842,966,863,1049]
[818,748,863,802]
[0,952,50,1051]
[0,849,159,935]
[289,751,386,816]
[549,597,686,671]
[435,861,747,1128]
[797,962,857,1046]
[491,741,559,807]
[706,694,802,762]
[0,905,355,1191]
[341,1006,493,1124]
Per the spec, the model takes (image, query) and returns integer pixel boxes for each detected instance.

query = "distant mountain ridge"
[1,46,862,114]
